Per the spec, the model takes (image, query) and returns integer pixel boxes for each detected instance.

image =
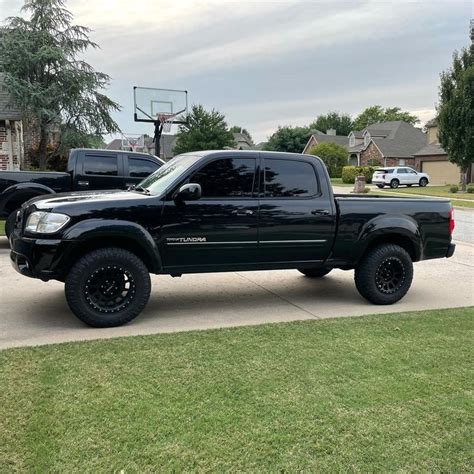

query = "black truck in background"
[0,148,164,237]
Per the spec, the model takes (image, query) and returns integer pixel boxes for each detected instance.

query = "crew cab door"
[160,153,259,270]
[75,151,125,190]
[258,154,335,265]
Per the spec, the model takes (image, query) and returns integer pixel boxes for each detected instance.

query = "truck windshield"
[138,154,199,196]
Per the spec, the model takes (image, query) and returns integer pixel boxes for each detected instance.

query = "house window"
[349,134,355,147]
[364,133,370,146]
[399,159,406,166]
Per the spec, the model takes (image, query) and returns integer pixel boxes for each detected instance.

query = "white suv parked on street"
[372,167,430,189]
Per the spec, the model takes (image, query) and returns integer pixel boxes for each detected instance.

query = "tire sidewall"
[390,179,399,189]
[65,248,151,327]
[419,178,428,187]
[355,244,413,305]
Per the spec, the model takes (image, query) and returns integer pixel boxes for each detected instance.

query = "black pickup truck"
[0,148,164,237]
[9,150,455,327]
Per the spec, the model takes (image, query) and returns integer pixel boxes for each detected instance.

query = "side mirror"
[176,183,201,201]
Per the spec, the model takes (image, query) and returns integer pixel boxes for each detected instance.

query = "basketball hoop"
[158,113,177,133]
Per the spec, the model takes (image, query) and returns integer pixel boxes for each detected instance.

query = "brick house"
[0,72,24,170]
[303,121,427,169]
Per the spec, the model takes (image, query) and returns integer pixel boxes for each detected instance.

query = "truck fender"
[61,219,162,273]
[0,182,56,215]
[356,215,422,262]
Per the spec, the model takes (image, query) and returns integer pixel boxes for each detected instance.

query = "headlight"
[25,211,70,234]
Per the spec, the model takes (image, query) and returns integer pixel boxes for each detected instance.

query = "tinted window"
[191,158,256,198]
[129,158,159,178]
[397,168,407,174]
[84,154,118,176]
[264,159,318,197]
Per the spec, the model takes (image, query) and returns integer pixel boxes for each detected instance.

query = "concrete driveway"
[1,236,473,350]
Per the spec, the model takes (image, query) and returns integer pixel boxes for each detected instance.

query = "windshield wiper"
[130,185,150,195]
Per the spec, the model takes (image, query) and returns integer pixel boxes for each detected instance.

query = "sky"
[0,0,472,143]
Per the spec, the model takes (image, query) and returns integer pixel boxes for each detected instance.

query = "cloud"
[1,0,471,142]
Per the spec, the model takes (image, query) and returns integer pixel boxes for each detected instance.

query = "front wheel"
[4,210,18,239]
[419,178,428,187]
[354,244,413,305]
[65,247,151,327]
[298,268,332,278]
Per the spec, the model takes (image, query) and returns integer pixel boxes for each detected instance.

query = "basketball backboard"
[133,86,188,124]
[121,133,145,152]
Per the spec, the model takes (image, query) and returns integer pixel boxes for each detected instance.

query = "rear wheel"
[355,244,413,305]
[298,268,332,278]
[65,247,151,327]
[390,179,400,189]
[376,184,384,189]
[419,178,428,187]
[4,210,18,239]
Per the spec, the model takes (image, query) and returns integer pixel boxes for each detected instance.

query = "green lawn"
[1,307,473,472]
[0,220,4,236]
[330,177,352,187]
[381,185,474,200]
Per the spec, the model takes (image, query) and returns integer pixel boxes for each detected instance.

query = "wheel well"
[63,237,158,273]
[363,234,418,262]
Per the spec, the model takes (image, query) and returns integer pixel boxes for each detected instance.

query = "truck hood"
[26,190,156,216]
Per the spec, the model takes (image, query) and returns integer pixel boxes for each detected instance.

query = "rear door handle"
[311,209,330,216]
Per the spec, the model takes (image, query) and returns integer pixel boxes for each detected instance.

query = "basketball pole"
[153,120,163,158]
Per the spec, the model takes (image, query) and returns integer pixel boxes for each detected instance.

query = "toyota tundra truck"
[9,150,455,327]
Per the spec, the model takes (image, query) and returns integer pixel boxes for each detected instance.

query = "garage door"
[422,161,460,185]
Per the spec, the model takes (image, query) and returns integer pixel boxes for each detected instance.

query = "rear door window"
[128,157,160,178]
[264,159,318,198]
[84,154,118,176]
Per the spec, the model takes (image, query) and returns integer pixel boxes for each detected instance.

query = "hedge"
[342,166,377,184]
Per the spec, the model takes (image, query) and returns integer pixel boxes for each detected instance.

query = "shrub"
[342,166,376,184]
[467,186,474,193]
[362,187,371,193]
[450,185,459,193]
[308,142,347,178]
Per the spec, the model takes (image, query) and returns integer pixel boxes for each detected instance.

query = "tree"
[437,41,473,191]
[0,0,120,169]
[173,105,236,154]
[309,111,353,136]
[264,126,311,153]
[352,105,419,131]
[230,126,253,144]
[308,142,347,178]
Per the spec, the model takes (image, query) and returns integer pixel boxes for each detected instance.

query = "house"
[413,119,463,185]
[0,73,24,170]
[303,121,428,169]
[232,132,253,150]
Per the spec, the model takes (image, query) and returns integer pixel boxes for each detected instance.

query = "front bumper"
[9,231,65,281]
[446,243,456,258]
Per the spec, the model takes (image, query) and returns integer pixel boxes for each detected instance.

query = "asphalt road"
[1,235,472,350]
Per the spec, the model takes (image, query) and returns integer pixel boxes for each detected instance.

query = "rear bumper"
[9,231,66,281]
[446,243,456,258]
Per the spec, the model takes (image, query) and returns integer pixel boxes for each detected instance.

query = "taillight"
[449,208,455,235]
[382,174,386,179]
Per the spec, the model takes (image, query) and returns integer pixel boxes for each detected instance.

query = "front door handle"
[311,209,330,216]
[77,180,89,187]
[232,209,254,216]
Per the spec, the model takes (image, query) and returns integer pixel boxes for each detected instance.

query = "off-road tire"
[65,247,151,327]
[419,178,428,187]
[354,244,413,305]
[390,179,400,189]
[5,210,18,239]
[298,268,332,278]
